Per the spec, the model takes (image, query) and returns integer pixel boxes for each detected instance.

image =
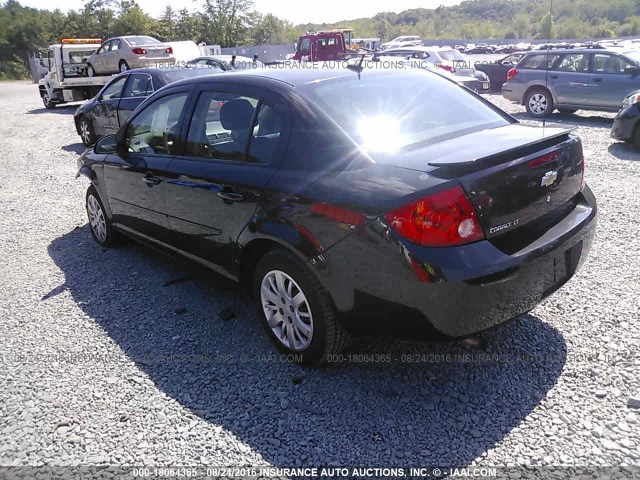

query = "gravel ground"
[0,81,639,477]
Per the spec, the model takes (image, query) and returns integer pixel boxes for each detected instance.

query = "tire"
[86,64,95,77]
[119,60,130,73]
[525,87,553,118]
[42,91,55,109]
[632,123,640,151]
[252,249,350,365]
[79,116,96,146]
[85,186,122,247]
[558,108,577,116]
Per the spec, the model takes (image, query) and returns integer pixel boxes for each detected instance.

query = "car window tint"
[247,104,282,164]
[126,93,188,155]
[593,53,634,74]
[520,53,560,70]
[186,92,264,162]
[123,74,154,98]
[101,76,127,100]
[554,53,589,72]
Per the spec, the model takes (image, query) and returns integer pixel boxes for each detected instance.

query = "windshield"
[125,36,161,46]
[623,51,640,64]
[298,69,510,154]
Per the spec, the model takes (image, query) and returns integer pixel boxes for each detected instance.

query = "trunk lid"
[385,124,584,241]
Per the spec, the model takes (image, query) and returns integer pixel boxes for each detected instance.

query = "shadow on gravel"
[62,143,87,155]
[608,142,640,161]
[26,106,77,115]
[47,225,567,467]
[510,111,614,129]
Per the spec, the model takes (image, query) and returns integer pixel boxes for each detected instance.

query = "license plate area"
[542,241,583,296]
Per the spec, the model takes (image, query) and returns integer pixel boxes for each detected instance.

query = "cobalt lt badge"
[541,170,558,187]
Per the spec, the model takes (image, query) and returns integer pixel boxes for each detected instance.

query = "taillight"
[437,64,454,73]
[166,46,173,54]
[132,47,147,55]
[385,185,484,247]
[506,68,519,81]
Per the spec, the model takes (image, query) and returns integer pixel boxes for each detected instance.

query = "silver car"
[85,36,175,76]
[502,48,640,117]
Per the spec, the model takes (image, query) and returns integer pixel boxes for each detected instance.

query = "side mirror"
[94,134,117,154]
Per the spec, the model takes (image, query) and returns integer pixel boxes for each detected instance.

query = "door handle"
[593,77,603,82]
[549,74,559,79]
[143,175,162,186]
[217,191,244,203]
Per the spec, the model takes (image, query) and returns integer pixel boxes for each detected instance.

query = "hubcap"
[87,66,94,77]
[87,194,107,243]
[260,270,313,351]
[80,120,91,144]
[529,93,548,114]
[43,93,50,106]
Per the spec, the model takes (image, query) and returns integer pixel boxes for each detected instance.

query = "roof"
[171,65,428,88]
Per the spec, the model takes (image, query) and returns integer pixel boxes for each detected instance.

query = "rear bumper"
[317,187,597,338]
[501,84,522,103]
[610,105,640,141]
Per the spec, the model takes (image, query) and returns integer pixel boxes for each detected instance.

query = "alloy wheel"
[260,270,314,351]
[528,93,548,115]
[80,119,91,145]
[87,194,107,243]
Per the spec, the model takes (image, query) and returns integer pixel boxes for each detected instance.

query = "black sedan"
[76,66,597,365]
[611,89,640,149]
[474,52,525,91]
[74,67,222,146]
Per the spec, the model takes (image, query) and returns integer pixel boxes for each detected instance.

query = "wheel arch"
[522,83,555,106]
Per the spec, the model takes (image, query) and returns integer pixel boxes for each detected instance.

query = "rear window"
[519,53,561,70]
[162,68,220,82]
[125,36,161,46]
[298,69,510,154]
[439,50,466,61]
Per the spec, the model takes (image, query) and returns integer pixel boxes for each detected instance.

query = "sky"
[17,0,463,24]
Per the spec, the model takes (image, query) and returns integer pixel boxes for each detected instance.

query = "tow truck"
[38,38,113,109]
[292,29,368,62]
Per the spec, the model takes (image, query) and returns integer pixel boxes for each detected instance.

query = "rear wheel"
[252,249,349,365]
[119,60,130,73]
[86,186,122,247]
[525,88,553,118]
[632,123,640,151]
[79,117,96,146]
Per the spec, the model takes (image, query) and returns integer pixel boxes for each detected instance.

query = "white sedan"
[85,36,175,76]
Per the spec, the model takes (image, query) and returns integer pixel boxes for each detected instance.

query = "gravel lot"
[0,81,639,477]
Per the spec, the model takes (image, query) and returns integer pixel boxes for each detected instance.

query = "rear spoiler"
[428,126,575,167]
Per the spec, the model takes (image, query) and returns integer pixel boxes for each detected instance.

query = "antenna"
[543,0,554,130]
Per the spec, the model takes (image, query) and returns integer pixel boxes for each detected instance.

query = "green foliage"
[3,0,640,80]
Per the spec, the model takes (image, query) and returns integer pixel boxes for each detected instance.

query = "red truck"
[292,29,356,62]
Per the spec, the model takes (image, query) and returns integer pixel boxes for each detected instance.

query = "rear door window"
[554,53,589,72]
[520,53,561,70]
[592,53,635,74]
[123,74,154,98]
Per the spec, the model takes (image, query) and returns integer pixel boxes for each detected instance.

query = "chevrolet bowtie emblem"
[541,170,558,187]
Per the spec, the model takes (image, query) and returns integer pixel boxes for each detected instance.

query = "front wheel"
[86,64,95,77]
[42,91,55,109]
[253,249,350,365]
[79,117,96,146]
[525,88,553,118]
[86,186,122,247]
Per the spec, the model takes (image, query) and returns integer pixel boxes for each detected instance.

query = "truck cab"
[293,31,350,62]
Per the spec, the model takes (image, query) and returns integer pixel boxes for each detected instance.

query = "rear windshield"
[298,69,510,153]
[439,50,466,61]
[162,68,221,82]
[126,36,161,46]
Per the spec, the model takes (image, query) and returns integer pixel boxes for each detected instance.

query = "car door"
[107,39,123,72]
[118,72,154,127]
[92,75,128,137]
[102,90,190,243]
[165,86,289,276]
[589,53,640,109]
[92,40,111,74]
[548,52,591,105]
